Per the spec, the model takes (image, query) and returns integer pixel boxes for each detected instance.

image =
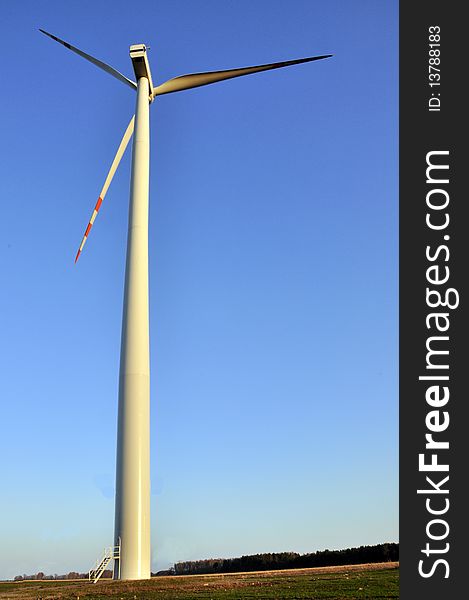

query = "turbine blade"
[152,54,332,97]
[75,116,135,263]
[39,29,137,91]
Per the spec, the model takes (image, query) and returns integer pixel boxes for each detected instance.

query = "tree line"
[13,570,112,581]
[169,542,398,576]
[14,542,398,580]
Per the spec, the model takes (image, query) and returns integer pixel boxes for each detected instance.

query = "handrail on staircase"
[89,538,121,583]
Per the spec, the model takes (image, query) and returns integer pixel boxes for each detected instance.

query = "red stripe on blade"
[95,196,103,211]
[84,223,92,237]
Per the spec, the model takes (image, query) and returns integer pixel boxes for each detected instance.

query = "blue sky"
[0,0,397,579]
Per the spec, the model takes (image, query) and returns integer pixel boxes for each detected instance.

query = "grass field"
[0,562,399,600]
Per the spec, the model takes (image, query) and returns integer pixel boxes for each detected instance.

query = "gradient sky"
[0,0,397,580]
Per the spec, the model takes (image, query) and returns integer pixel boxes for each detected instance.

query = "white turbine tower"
[40,29,332,581]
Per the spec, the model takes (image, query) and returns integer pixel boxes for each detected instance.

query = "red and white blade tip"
[74,196,103,263]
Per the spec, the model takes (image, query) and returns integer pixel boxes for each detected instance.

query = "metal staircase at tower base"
[89,540,120,583]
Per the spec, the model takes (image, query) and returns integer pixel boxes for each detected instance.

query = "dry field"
[0,562,399,600]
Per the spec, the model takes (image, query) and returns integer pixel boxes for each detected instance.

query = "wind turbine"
[40,28,332,581]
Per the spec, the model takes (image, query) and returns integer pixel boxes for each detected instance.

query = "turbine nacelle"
[129,44,154,95]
